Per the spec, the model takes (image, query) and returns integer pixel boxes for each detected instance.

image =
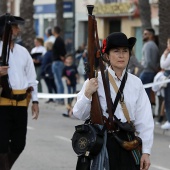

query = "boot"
[8,152,20,169]
[0,153,9,170]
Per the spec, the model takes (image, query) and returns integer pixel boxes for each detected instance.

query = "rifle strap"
[94,19,113,123]
[108,71,130,123]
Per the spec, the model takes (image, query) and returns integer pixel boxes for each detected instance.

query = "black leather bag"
[72,122,105,158]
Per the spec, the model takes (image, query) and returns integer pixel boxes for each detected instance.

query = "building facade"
[75,0,142,60]
[11,0,159,60]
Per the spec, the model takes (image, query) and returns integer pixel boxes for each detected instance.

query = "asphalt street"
[11,98,170,170]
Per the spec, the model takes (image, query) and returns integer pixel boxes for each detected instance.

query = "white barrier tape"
[38,93,77,99]
[143,79,170,88]
[37,79,170,99]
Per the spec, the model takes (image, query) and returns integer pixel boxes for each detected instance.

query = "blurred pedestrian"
[31,37,46,92]
[52,26,66,105]
[140,28,160,100]
[62,55,79,106]
[160,38,170,129]
[0,14,39,169]
[127,51,143,77]
[41,41,57,103]
[62,92,78,118]
[77,46,88,81]
[45,27,55,44]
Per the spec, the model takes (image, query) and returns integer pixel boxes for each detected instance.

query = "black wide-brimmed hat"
[102,32,136,54]
[0,13,24,38]
[0,13,25,27]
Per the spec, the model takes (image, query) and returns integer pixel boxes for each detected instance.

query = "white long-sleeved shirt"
[0,42,38,101]
[73,67,154,154]
[31,46,46,55]
[160,53,170,70]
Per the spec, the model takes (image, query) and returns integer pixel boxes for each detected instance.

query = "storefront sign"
[94,2,132,15]
[34,2,73,14]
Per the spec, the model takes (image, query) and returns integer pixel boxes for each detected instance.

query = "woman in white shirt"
[31,37,46,92]
[160,38,170,129]
[73,32,154,170]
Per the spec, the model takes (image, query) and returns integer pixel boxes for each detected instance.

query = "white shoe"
[161,121,170,130]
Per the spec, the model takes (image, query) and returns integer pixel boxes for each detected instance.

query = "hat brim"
[105,37,136,53]
[0,14,25,27]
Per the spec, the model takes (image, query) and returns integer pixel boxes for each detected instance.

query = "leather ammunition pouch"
[112,131,142,151]
[105,117,142,152]
[72,121,105,158]
[112,130,142,165]
[114,115,136,133]
[104,115,142,165]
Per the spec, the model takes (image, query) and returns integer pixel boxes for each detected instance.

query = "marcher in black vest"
[73,32,154,170]
[52,26,66,105]
[0,14,39,170]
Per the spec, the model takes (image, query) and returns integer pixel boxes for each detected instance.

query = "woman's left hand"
[140,153,151,170]
[31,103,39,120]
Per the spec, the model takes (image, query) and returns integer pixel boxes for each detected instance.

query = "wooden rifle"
[0,13,12,98]
[86,5,103,125]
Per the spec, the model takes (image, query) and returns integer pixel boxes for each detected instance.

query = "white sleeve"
[73,79,92,120]
[160,53,170,69]
[25,51,38,101]
[134,81,154,154]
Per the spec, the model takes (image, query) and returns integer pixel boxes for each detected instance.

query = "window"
[105,0,118,3]
[104,0,126,3]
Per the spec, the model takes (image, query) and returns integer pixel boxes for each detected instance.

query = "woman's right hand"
[0,66,9,77]
[84,78,98,99]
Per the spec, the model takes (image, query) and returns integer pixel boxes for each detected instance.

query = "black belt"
[1,92,27,102]
[1,87,33,102]
[11,93,27,101]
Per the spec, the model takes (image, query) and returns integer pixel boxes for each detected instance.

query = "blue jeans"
[139,71,156,101]
[44,77,57,101]
[164,71,170,122]
[52,61,64,101]
[35,66,42,92]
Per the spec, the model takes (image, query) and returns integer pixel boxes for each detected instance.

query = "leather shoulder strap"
[108,71,130,123]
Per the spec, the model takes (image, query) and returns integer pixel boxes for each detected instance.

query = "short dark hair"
[45,27,52,36]
[145,28,155,35]
[54,26,61,34]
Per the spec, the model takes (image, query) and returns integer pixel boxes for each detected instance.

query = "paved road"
[12,99,170,170]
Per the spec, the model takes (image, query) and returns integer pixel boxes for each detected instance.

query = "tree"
[56,0,64,38]
[138,0,152,31]
[0,0,7,15]
[20,0,35,52]
[159,0,170,55]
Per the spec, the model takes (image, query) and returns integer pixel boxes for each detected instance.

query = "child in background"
[62,55,79,108]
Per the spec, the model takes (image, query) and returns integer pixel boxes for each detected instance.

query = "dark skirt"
[107,131,140,170]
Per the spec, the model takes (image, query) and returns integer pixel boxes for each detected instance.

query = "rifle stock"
[87,5,103,125]
[0,14,12,98]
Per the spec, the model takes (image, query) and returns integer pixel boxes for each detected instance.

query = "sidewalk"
[154,120,170,137]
